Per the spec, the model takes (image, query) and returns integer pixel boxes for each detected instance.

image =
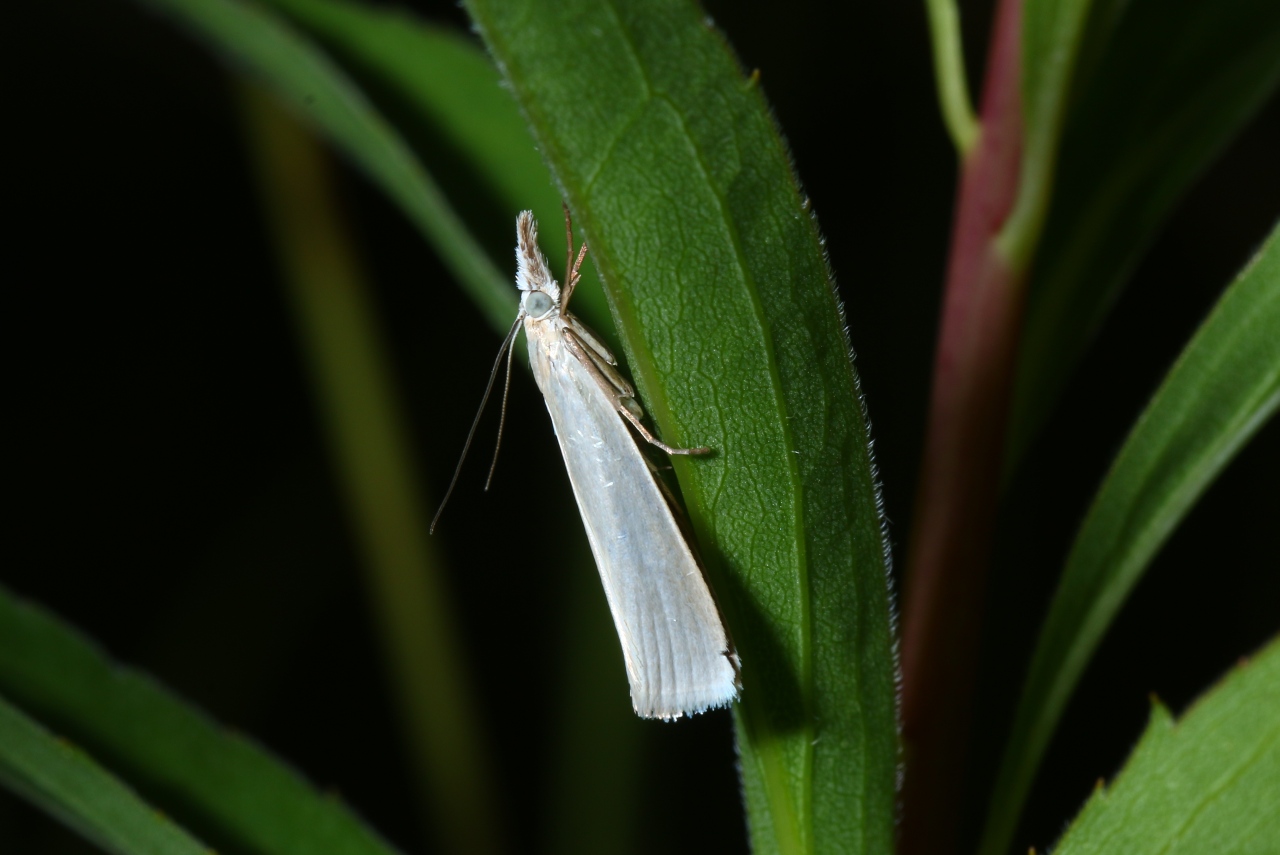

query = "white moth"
[437,210,740,719]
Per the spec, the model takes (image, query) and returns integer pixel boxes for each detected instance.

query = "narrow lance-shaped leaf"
[0,694,211,855]
[252,0,614,335]
[240,84,501,855]
[462,2,898,854]
[980,222,1280,855]
[228,4,647,846]
[133,0,514,332]
[0,586,406,855]
[1050,638,1280,855]
[131,0,641,848]
[1010,0,1280,464]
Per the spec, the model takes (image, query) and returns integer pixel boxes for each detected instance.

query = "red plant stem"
[899,0,1026,853]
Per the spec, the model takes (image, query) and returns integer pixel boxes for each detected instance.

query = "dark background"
[3,1,1277,853]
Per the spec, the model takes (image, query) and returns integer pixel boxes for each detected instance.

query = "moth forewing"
[525,318,738,718]
[515,210,739,719]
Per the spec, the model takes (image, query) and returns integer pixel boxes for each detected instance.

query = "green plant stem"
[899,1,1025,853]
[925,0,980,155]
[238,82,502,855]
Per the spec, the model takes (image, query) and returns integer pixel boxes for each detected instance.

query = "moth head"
[514,210,560,303]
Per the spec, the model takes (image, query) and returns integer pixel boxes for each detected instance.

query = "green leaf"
[259,0,551,215]
[239,83,500,855]
[216,6,644,846]
[133,0,514,332]
[250,0,615,337]
[461,2,898,854]
[0,694,211,855]
[1051,637,1280,855]
[0,585,404,855]
[1010,0,1280,462]
[980,222,1280,855]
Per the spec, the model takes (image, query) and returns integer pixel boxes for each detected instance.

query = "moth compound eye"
[522,290,555,318]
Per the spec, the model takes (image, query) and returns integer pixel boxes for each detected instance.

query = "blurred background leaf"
[1011,0,1280,465]
[253,0,614,337]
[0,693,211,855]
[982,221,1280,855]
[239,81,500,855]
[136,0,514,328]
[0,587,407,855]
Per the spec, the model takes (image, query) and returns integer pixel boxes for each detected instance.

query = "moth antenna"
[484,327,520,490]
[431,313,523,533]
[563,201,574,290]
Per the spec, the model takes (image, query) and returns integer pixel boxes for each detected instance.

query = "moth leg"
[615,400,710,456]
[562,328,711,457]
[564,326,633,398]
[565,314,616,365]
